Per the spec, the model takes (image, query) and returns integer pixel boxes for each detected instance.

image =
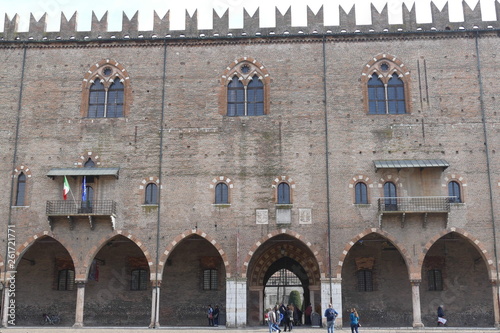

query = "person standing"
[284,304,294,332]
[304,303,312,325]
[350,308,360,333]
[268,306,281,333]
[207,304,214,326]
[324,303,338,333]
[213,305,220,327]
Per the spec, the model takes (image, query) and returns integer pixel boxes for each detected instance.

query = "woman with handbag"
[350,308,360,333]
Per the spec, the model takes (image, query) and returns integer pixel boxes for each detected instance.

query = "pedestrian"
[284,304,294,332]
[207,304,214,326]
[437,305,447,326]
[304,303,312,325]
[324,303,338,333]
[350,308,360,333]
[213,305,220,327]
[268,306,281,333]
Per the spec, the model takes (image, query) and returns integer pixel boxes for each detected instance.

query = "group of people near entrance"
[324,304,360,333]
[265,303,298,333]
[207,305,220,326]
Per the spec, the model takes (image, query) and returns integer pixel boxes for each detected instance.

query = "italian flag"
[63,176,70,200]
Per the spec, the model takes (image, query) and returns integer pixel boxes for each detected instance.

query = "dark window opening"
[215,183,229,204]
[448,181,462,203]
[355,182,368,204]
[131,269,148,291]
[58,269,75,291]
[203,269,218,290]
[145,183,158,204]
[428,269,443,291]
[357,269,373,292]
[15,173,26,206]
[277,183,291,204]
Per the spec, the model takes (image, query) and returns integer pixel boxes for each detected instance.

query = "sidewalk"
[1,326,498,333]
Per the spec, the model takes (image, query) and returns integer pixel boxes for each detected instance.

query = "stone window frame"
[219,57,271,116]
[361,53,411,115]
[140,177,161,206]
[272,176,295,205]
[209,176,233,206]
[349,174,373,205]
[81,59,132,118]
[12,165,32,207]
[443,173,466,204]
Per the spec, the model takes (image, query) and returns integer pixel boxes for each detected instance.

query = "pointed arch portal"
[246,234,321,326]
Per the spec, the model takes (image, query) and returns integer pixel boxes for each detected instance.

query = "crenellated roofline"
[1,2,499,42]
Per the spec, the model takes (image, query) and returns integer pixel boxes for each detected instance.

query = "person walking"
[284,304,294,332]
[324,303,338,333]
[350,308,360,333]
[268,306,281,333]
[437,305,447,326]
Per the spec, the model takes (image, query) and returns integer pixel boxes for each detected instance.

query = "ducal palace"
[1,0,500,328]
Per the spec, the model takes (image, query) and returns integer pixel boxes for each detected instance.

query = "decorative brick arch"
[81,230,153,281]
[75,151,102,167]
[417,228,496,282]
[15,231,78,270]
[334,228,412,278]
[242,229,325,282]
[158,229,231,278]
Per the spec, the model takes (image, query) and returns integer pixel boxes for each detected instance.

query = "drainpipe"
[2,44,27,327]
[152,38,168,328]
[475,31,500,326]
[321,37,333,302]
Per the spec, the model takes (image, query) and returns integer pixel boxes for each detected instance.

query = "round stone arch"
[157,229,231,278]
[81,230,154,281]
[242,229,325,280]
[417,227,496,282]
[15,231,78,270]
[334,227,413,278]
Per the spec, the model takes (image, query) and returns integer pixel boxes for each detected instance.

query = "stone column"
[73,280,86,328]
[410,280,424,328]
[149,278,161,328]
[321,277,342,327]
[226,277,247,327]
[491,280,500,327]
[1,278,9,327]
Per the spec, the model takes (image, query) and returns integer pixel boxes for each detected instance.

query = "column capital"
[410,279,421,285]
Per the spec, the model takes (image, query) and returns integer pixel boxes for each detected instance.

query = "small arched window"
[277,183,291,204]
[145,183,158,205]
[15,172,26,206]
[355,182,368,204]
[448,181,462,203]
[215,183,229,204]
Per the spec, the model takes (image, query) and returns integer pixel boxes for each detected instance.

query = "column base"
[73,322,84,328]
[412,322,425,328]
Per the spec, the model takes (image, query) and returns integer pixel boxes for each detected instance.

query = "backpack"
[326,309,337,321]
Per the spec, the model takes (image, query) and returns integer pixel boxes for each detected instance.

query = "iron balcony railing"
[46,200,117,216]
[377,196,455,213]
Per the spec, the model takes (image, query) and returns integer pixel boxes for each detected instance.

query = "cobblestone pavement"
[1,326,498,333]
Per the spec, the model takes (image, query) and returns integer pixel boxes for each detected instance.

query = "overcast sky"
[1,0,497,33]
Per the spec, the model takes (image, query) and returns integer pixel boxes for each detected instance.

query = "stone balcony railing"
[377,196,455,214]
[46,200,117,230]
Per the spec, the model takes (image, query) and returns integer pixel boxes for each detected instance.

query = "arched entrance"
[15,236,76,326]
[160,234,227,326]
[420,232,494,326]
[246,234,321,326]
[84,235,151,326]
[341,232,412,327]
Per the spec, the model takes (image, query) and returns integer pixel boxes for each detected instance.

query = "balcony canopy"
[47,167,120,179]
[374,159,449,171]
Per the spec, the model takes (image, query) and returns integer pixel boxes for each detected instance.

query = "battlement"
[1,1,500,42]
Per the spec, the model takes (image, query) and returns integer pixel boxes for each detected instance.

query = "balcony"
[377,196,455,228]
[46,200,117,230]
